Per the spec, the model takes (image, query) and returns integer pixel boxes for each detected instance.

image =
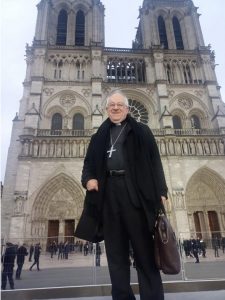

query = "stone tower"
[2,0,225,247]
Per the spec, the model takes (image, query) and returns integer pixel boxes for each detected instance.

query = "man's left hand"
[161,196,167,206]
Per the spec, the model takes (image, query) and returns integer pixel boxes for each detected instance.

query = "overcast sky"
[1,0,225,182]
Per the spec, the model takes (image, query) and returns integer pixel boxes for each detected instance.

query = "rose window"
[128,99,149,124]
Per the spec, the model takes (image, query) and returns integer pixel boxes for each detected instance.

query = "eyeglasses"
[107,103,127,109]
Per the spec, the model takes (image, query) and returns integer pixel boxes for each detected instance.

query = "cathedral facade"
[2,0,225,248]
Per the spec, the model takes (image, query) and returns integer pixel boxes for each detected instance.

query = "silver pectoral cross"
[107,145,116,158]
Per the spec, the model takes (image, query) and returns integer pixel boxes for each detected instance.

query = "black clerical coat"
[75,115,168,242]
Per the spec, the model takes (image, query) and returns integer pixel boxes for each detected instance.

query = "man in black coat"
[75,91,168,300]
[28,244,34,262]
[1,242,16,290]
[29,243,41,271]
[16,243,28,279]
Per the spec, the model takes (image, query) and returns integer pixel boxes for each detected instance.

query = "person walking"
[200,239,206,258]
[191,238,200,263]
[28,244,34,262]
[49,242,55,258]
[212,237,220,257]
[75,91,168,300]
[95,242,102,267]
[16,243,28,279]
[222,237,225,254]
[83,242,89,256]
[1,242,16,290]
[29,243,41,271]
[58,242,64,260]
[64,241,69,259]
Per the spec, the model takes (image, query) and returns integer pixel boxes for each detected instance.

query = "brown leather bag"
[154,208,181,274]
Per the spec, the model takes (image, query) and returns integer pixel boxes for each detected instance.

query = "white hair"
[105,90,129,108]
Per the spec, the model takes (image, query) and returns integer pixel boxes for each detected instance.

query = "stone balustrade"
[36,129,94,137]
[19,128,225,158]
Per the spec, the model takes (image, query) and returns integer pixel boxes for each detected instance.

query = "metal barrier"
[1,233,225,298]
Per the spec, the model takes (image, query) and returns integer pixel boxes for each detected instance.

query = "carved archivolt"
[31,173,84,222]
[186,168,225,208]
[42,90,92,118]
[169,92,210,115]
[185,168,225,234]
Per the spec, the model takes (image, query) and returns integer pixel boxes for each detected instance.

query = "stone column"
[172,190,190,240]
[198,211,207,239]
[58,219,65,243]
[67,10,75,45]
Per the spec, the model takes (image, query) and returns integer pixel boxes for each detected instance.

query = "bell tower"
[133,0,224,129]
[35,0,105,46]
[134,0,204,50]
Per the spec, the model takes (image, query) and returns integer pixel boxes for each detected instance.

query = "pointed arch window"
[51,113,62,130]
[173,115,182,129]
[56,10,68,45]
[73,113,84,130]
[158,16,168,49]
[75,10,85,46]
[173,16,184,50]
[51,113,62,135]
[191,115,201,129]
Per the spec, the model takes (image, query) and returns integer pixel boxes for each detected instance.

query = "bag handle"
[158,201,166,216]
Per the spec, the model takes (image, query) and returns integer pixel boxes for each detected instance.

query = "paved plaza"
[1,249,225,300]
[43,291,225,300]
[1,249,224,288]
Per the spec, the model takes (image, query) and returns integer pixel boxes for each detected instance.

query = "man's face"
[106,93,129,123]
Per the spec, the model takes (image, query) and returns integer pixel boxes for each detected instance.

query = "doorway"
[193,212,202,239]
[64,220,75,244]
[47,220,59,249]
[208,211,221,238]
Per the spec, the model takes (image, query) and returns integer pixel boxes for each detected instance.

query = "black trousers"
[1,266,14,289]
[16,263,24,278]
[30,258,40,270]
[29,252,33,261]
[103,176,164,300]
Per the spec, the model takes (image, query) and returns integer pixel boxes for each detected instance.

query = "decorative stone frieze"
[19,132,225,159]
[81,89,91,97]
[172,190,185,210]
[60,94,76,108]
[13,192,28,216]
[43,88,54,96]
[178,97,193,110]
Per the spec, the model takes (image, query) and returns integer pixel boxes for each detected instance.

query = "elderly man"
[75,91,167,300]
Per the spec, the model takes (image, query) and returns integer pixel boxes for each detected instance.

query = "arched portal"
[31,173,84,248]
[186,168,225,240]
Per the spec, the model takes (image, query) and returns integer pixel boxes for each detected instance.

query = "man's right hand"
[86,179,98,191]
